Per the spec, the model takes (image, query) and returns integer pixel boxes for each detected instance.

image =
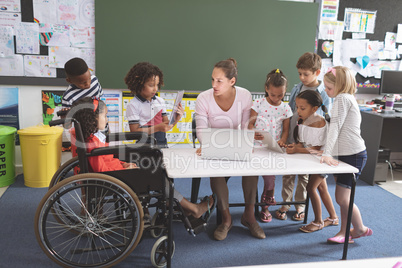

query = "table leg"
[303,192,309,224]
[342,174,356,260]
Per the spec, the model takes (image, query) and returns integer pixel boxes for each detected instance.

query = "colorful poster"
[0,26,14,56]
[100,90,122,134]
[48,46,95,72]
[69,26,95,48]
[42,90,64,125]
[23,55,57,77]
[57,0,79,25]
[39,23,70,47]
[344,8,376,34]
[320,0,339,21]
[15,22,40,54]
[0,12,21,27]
[0,0,21,13]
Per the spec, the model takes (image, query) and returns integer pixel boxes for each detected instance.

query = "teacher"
[195,58,265,240]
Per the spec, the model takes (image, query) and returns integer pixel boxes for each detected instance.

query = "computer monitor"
[380,70,402,95]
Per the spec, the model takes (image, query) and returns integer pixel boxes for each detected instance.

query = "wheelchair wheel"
[151,235,175,268]
[150,211,164,238]
[48,156,79,189]
[35,173,144,268]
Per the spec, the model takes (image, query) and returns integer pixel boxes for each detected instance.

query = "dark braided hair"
[124,62,164,95]
[293,90,330,143]
[265,69,287,97]
[71,97,106,141]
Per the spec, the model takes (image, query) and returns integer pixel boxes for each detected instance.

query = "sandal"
[259,210,272,223]
[292,211,305,221]
[324,217,339,227]
[275,208,288,220]
[261,189,277,206]
[299,221,324,233]
[202,193,217,223]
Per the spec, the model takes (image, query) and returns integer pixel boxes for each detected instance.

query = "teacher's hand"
[320,155,339,166]
[196,148,202,156]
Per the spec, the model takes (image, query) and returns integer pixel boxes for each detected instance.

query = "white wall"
[3,84,65,169]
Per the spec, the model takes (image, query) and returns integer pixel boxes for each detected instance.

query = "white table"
[161,148,359,267]
[162,148,358,178]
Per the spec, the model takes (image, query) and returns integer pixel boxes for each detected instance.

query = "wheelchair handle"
[49,119,66,127]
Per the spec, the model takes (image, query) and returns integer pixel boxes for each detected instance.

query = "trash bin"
[0,125,17,187]
[18,125,64,188]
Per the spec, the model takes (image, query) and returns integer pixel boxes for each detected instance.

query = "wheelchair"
[34,118,210,268]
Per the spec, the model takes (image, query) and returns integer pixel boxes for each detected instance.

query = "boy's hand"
[156,122,173,132]
[196,148,202,156]
[278,138,287,147]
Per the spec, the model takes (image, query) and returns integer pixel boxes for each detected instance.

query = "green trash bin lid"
[17,124,64,135]
[0,125,17,136]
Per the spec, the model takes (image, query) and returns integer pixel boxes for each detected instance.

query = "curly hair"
[124,62,164,95]
[64,57,88,77]
[70,97,105,141]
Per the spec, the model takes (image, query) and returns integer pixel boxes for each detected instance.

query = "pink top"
[195,86,253,142]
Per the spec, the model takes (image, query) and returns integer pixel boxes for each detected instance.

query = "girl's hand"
[156,122,173,132]
[308,148,323,156]
[286,143,297,154]
[123,162,139,169]
[196,148,202,156]
[320,155,339,166]
[254,131,264,141]
[278,138,287,147]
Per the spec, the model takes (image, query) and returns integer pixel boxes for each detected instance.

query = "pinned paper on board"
[322,41,334,57]
[356,55,370,69]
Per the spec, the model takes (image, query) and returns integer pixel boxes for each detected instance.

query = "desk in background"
[360,111,402,185]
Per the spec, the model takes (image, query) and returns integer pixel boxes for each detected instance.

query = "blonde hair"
[323,66,357,96]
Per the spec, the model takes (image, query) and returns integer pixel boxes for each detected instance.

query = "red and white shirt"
[125,95,167,127]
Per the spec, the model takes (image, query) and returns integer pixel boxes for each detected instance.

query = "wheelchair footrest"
[188,216,207,235]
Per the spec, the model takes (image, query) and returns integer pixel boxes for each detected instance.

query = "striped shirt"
[323,93,366,156]
[62,75,103,109]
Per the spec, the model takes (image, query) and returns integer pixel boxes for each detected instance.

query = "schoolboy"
[276,52,333,221]
[61,57,103,110]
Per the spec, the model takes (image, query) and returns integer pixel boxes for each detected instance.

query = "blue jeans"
[335,150,367,189]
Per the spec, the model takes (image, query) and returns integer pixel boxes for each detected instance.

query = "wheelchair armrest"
[105,132,157,144]
[49,119,66,126]
[88,144,162,158]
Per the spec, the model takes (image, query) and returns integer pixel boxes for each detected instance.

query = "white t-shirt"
[252,98,292,144]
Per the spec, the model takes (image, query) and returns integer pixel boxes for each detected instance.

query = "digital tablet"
[258,130,285,153]
[169,90,185,125]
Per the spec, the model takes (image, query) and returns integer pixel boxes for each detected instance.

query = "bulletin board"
[95,0,319,92]
[325,0,402,92]
[0,0,95,86]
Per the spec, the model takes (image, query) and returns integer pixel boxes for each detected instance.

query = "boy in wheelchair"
[70,97,216,220]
